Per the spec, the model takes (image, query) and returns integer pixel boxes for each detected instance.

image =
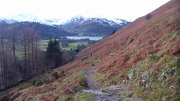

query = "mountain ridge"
[59,17,129,36]
[0,16,129,26]
[1,17,129,36]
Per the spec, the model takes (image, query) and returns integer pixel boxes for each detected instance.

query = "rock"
[127,67,137,80]
[169,67,177,75]
[140,72,150,89]
[160,67,177,79]
[128,92,134,98]
[169,85,176,89]
[122,80,127,84]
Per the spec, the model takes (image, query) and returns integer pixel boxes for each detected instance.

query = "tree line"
[0,25,63,90]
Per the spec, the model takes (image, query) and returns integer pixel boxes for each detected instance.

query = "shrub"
[52,72,59,80]
[32,80,43,86]
[59,71,65,77]
[145,13,152,20]
[149,54,159,61]
[79,78,88,88]
[172,61,180,68]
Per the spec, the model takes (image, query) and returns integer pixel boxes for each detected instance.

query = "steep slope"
[1,0,180,100]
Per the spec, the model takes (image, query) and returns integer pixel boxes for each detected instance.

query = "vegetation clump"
[32,80,43,87]
[149,54,160,61]
[145,13,152,19]
[46,38,63,68]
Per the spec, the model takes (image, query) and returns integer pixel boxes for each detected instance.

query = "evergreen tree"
[46,38,62,68]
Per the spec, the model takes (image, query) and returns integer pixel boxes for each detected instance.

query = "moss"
[171,31,180,36]
[134,85,144,97]
[54,95,74,101]
[149,54,160,61]
[74,93,93,101]
[172,61,180,68]
[172,91,180,101]
[93,71,106,85]
[79,77,88,88]
[105,75,120,85]
[144,81,169,101]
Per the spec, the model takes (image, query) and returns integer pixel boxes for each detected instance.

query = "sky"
[0,0,170,22]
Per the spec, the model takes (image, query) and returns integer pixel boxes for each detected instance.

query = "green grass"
[74,93,93,101]
[39,40,49,51]
[144,81,169,101]
[39,40,88,51]
[63,41,88,51]
[93,71,106,86]
[130,54,180,100]
[62,70,85,86]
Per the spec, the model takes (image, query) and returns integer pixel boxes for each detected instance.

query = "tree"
[53,39,62,66]
[46,38,62,68]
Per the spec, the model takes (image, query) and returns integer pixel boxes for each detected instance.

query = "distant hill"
[59,17,129,36]
[0,21,74,39]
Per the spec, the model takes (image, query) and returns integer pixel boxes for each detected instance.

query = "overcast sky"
[0,0,170,21]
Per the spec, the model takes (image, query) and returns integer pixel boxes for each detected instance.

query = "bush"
[59,71,65,77]
[172,61,180,68]
[149,54,159,61]
[79,78,88,88]
[52,72,59,80]
[52,71,65,80]
[145,13,152,20]
[32,80,43,86]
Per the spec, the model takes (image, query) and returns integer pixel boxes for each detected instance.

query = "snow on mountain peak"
[0,14,129,26]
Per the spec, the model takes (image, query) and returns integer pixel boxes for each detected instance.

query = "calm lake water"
[66,36,103,41]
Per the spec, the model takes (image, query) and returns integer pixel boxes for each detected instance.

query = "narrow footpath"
[83,65,142,101]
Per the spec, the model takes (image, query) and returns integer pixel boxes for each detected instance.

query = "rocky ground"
[83,65,142,101]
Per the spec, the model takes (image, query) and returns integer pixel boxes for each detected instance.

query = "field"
[62,42,88,51]
[39,40,89,51]
[39,40,49,51]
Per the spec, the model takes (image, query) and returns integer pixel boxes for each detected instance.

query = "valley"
[0,0,180,101]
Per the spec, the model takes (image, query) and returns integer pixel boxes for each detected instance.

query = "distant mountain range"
[0,17,129,38]
[58,17,129,36]
[0,21,74,39]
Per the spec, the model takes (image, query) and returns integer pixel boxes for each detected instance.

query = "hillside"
[1,0,180,101]
[59,17,129,36]
[0,22,74,39]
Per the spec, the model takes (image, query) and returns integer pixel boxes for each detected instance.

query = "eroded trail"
[83,66,118,101]
[83,66,142,101]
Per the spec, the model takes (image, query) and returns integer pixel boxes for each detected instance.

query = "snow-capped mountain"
[0,13,64,25]
[0,15,129,36]
[64,16,129,26]
[59,16,129,36]
[1,14,129,26]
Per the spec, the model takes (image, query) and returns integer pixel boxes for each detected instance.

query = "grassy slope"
[1,69,91,101]
[1,0,180,101]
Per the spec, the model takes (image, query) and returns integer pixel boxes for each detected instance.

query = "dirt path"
[83,66,118,101]
[83,65,142,101]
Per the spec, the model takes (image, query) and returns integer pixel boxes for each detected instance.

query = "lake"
[66,36,103,41]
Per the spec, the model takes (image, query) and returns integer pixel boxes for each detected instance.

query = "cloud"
[0,0,170,21]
